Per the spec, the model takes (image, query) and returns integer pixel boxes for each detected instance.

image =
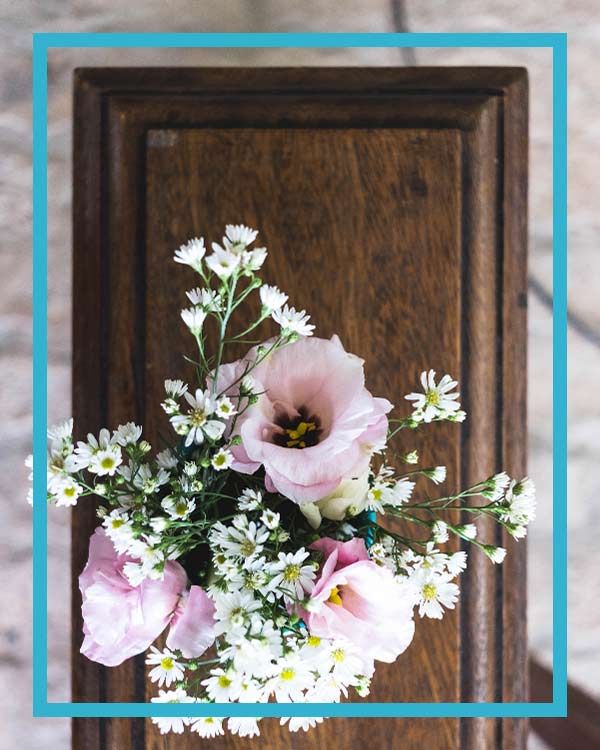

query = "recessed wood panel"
[72,68,528,750]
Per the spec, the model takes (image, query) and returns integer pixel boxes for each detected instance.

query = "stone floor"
[1,3,597,749]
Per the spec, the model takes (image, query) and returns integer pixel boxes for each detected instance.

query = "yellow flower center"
[307,635,321,647]
[425,389,441,407]
[328,586,343,606]
[190,409,207,427]
[64,486,76,497]
[110,519,124,529]
[160,657,173,670]
[218,675,232,688]
[101,456,115,469]
[285,421,317,449]
[280,668,295,681]
[283,564,301,582]
[422,583,437,600]
[332,648,345,662]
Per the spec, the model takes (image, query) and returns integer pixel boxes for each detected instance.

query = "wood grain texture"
[72,67,528,750]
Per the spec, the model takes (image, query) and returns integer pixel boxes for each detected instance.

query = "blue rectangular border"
[32,31,567,719]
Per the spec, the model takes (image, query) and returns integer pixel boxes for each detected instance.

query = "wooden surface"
[72,67,528,750]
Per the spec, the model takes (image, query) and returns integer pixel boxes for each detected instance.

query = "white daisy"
[156,448,178,470]
[482,545,507,564]
[213,590,261,634]
[185,287,223,312]
[102,509,135,552]
[146,647,185,687]
[89,445,122,476]
[501,477,536,526]
[164,379,188,398]
[405,370,461,423]
[259,284,288,312]
[223,223,258,249]
[281,715,324,733]
[227,717,261,738]
[173,237,206,271]
[150,688,194,734]
[214,519,269,564]
[201,668,238,702]
[272,305,315,337]
[112,422,142,447]
[237,488,263,511]
[268,652,314,702]
[261,509,280,529]
[414,569,460,619]
[205,246,241,279]
[211,447,234,471]
[431,520,449,543]
[267,549,316,602]
[242,246,267,271]
[54,476,83,507]
[190,715,224,738]
[215,395,236,419]
[47,418,73,441]
[170,388,225,446]
[162,494,196,520]
[181,306,207,335]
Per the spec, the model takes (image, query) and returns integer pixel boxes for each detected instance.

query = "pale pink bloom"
[166,585,216,658]
[79,528,215,666]
[216,336,392,504]
[297,537,416,663]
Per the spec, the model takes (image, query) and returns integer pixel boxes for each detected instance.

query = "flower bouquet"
[37,225,535,738]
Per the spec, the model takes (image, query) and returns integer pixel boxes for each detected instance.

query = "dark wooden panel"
[72,67,528,750]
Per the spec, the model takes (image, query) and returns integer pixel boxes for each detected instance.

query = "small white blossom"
[47,419,73,441]
[180,306,207,335]
[170,389,225,447]
[414,569,460,619]
[112,422,143,447]
[261,509,280,529]
[281,715,324,733]
[205,246,241,279]
[431,520,449,543]
[185,287,223,312]
[243,246,267,271]
[54,476,83,507]
[227,717,260,738]
[150,688,194,734]
[211,447,234,471]
[405,370,462,423]
[156,448,178,470]
[162,494,196,520]
[223,223,258,249]
[215,396,236,419]
[173,237,206,271]
[190,715,225,738]
[272,305,315,337]
[483,545,507,564]
[259,284,288,311]
[237,488,262,511]
[146,647,185,687]
[164,379,188,398]
[268,549,316,602]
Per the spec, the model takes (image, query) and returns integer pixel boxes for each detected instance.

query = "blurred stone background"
[1,3,597,749]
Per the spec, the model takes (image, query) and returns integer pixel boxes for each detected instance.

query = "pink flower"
[166,586,216,658]
[79,528,215,666]
[296,537,416,663]
[217,336,392,504]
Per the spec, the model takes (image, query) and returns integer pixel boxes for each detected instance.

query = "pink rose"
[217,336,392,504]
[79,528,215,666]
[296,537,416,663]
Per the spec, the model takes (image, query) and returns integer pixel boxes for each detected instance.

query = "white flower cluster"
[175,225,314,341]
[405,369,466,424]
